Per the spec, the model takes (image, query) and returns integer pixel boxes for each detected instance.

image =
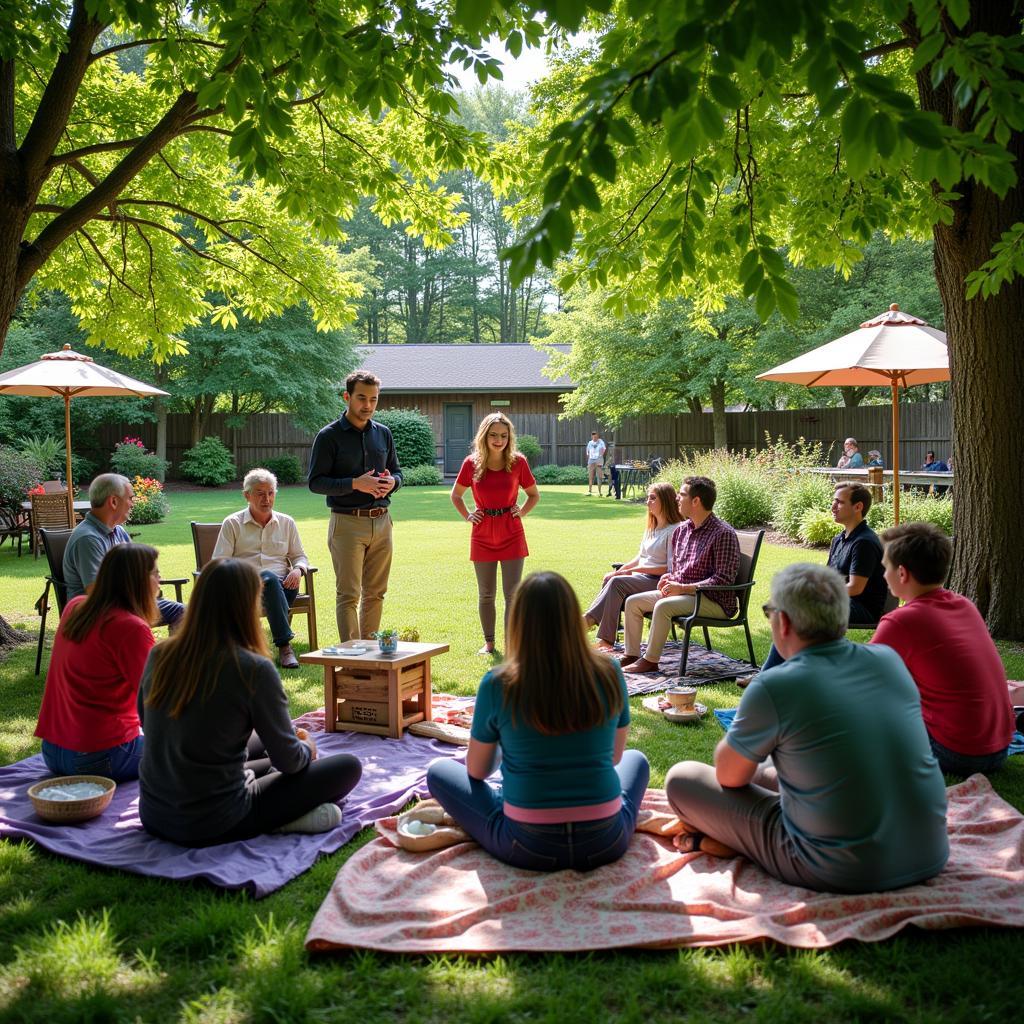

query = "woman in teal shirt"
[427,572,649,871]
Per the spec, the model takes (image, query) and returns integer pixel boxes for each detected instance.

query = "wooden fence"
[91,400,952,478]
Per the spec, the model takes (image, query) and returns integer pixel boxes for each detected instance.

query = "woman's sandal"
[673,831,738,858]
[595,641,616,654]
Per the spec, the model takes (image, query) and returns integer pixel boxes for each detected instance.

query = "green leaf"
[755,278,776,320]
[871,112,898,158]
[910,32,945,73]
[454,0,495,34]
[543,167,572,206]
[819,85,849,119]
[738,248,760,287]
[506,30,523,59]
[588,142,617,182]
[841,95,871,148]
[545,206,575,254]
[945,0,970,29]
[902,113,945,150]
[696,95,724,140]
[934,146,962,189]
[607,117,637,147]
[571,174,602,213]
[708,74,743,109]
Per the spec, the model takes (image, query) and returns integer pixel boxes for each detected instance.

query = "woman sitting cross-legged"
[583,481,682,653]
[35,543,160,782]
[427,571,650,872]
[137,558,361,844]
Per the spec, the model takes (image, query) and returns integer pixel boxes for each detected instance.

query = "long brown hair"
[146,558,270,719]
[646,481,684,534]
[471,412,520,481]
[61,543,158,644]
[497,572,623,734]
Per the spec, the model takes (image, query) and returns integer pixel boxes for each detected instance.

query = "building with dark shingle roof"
[355,344,580,472]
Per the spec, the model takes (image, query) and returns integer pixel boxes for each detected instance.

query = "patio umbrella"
[756,304,950,522]
[0,344,168,525]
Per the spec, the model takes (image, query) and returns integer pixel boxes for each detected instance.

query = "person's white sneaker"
[275,802,342,834]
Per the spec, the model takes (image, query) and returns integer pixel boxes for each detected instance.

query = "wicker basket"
[28,775,116,823]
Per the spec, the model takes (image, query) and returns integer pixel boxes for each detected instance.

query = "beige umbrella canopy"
[0,344,168,525]
[756,304,950,522]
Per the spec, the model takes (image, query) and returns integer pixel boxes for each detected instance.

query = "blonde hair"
[646,481,684,534]
[471,413,521,481]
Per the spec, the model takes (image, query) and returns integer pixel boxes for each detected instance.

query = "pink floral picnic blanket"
[306,775,1024,953]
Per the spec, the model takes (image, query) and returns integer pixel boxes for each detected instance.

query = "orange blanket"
[306,775,1024,953]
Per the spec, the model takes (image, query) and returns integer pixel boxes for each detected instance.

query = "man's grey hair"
[844,437,859,447]
[89,473,132,508]
[243,468,278,493]
[770,563,849,642]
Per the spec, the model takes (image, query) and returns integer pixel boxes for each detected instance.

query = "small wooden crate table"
[299,642,449,739]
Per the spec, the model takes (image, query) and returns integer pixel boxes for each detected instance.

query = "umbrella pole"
[891,380,900,524]
[64,394,74,528]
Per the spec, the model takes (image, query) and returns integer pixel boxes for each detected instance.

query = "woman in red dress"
[451,413,541,654]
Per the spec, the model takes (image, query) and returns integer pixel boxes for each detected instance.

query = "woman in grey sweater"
[138,558,361,844]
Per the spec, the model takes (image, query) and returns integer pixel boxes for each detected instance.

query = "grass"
[0,483,1022,1023]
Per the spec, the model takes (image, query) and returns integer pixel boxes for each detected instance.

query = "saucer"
[641,695,707,723]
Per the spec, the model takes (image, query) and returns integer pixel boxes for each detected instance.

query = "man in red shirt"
[872,522,1015,775]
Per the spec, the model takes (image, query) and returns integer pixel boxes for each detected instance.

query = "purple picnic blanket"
[0,712,464,898]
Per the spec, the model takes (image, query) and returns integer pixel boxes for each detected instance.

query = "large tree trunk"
[911,0,1024,639]
[710,379,728,449]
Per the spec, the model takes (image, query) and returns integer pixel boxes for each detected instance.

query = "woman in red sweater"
[35,543,159,781]
[451,413,541,655]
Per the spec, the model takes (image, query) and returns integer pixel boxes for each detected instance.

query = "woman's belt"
[482,506,514,517]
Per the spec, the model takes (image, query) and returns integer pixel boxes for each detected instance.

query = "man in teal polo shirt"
[665,562,948,893]
[63,474,184,628]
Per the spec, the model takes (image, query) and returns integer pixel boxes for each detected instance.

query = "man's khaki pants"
[623,590,729,663]
[327,511,393,643]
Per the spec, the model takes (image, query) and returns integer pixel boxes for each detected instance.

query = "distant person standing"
[586,430,607,495]
[308,371,402,643]
[836,437,864,469]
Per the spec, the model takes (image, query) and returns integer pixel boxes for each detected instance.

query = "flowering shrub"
[26,484,45,497]
[128,475,169,525]
[111,436,168,481]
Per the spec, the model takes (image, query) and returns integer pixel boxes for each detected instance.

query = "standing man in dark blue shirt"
[308,371,402,643]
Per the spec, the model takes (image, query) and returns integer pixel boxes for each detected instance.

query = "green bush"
[0,445,42,512]
[402,464,443,486]
[111,436,168,481]
[17,434,65,480]
[532,463,589,484]
[773,473,835,539]
[179,436,236,486]
[892,493,954,534]
[374,409,436,468]
[517,433,542,464]
[652,452,774,528]
[798,507,838,546]
[259,454,303,485]
[70,453,96,486]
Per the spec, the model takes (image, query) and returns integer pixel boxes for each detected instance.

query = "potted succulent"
[372,628,399,654]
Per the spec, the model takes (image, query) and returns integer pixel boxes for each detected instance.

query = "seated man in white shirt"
[213,468,309,669]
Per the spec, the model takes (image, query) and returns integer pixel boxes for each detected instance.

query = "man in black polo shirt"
[308,371,402,643]
[828,483,888,625]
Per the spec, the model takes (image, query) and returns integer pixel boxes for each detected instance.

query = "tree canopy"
[0,0,548,359]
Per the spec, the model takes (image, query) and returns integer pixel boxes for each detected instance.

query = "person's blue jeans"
[427,748,650,872]
[41,736,144,782]
[260,570,299,647]
[929,737,1009,776]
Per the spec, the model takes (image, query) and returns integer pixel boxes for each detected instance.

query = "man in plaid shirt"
[621,476,739,674]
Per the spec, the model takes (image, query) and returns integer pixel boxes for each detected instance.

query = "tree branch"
[19,0,106,184]
[0,59,14,153]
[89,36,225,63]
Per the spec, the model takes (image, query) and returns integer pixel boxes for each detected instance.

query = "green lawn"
[0,484,1022,1023]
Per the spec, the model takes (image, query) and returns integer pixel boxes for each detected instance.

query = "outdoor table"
[803,467,953,489]
[300,641,449,739]
[21,499,91,516]
[615,464,651,500]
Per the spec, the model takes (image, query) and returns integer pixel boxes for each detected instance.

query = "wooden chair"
[0,507,30,556]
[35,527,74,675]
[190,522,318,650]
[30,491,73,558]
[664,529,765,679]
